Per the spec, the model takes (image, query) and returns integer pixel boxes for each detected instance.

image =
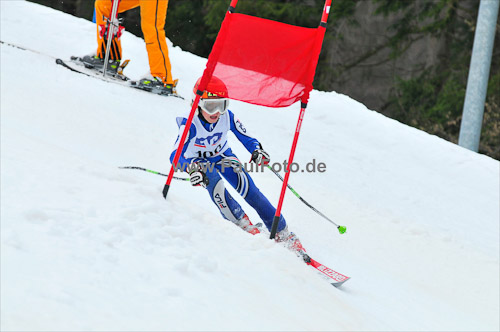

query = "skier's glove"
[189,162,209,188]
[251,147,270,166]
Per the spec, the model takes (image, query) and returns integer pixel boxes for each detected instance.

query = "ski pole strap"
[119,166,189,181]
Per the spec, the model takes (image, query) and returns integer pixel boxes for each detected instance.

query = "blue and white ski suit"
[170,110,287,232]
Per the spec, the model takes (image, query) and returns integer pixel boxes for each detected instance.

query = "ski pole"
[119,166,190,181]
[266,165,346,234]
[103,0,120,77]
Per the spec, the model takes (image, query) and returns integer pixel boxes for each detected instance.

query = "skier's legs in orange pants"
[94,0,138,61]
[94,0,174,85]
[139,0,173,85]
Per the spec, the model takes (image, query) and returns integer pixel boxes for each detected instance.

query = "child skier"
[170,76,306,256]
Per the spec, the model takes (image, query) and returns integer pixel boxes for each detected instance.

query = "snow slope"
[1,1,499,331]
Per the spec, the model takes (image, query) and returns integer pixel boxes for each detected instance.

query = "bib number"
[196,144,223,159]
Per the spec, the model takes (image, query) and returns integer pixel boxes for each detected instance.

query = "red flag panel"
[203,13,325,108]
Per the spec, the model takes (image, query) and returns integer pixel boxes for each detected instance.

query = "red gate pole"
[163,0,239,199]
[163,93,201,199]
[270,0,332,239]
[269,102,308,238]
[228,0,238,12]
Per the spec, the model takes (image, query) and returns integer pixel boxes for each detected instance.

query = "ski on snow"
[55,57,184,99]
[303,255,350,287]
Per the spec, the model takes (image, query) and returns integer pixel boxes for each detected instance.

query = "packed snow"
[1,1,499,331]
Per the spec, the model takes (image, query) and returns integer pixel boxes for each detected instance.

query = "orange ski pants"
[95,0,173,84]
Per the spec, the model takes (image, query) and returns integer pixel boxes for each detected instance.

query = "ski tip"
[332,277,350,287]
[158,91,185,99]
[338,226,346,234]
[55,58,63,64]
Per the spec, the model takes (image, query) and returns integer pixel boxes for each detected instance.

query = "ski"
[55,57,184,99]
[3,40,184,99]
[68,56,131,81]
[55,58,132,85]
[303,254,350,287]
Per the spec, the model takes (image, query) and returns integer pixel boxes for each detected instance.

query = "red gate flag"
[163,0,331,200]
[202,13,326,107]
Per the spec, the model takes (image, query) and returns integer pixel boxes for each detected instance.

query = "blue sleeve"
[170,117,197,167]
[228,110,261,154]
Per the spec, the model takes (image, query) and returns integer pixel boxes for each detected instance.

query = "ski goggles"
[199,98,229,115]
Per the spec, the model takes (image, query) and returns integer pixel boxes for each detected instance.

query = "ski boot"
[130,76,178,96]
[80,55,121,75]
[275,226,309,262]
[235,214,262,235]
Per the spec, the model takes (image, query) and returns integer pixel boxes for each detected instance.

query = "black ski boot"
[81,55,120,75]
[131,77,177,96]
